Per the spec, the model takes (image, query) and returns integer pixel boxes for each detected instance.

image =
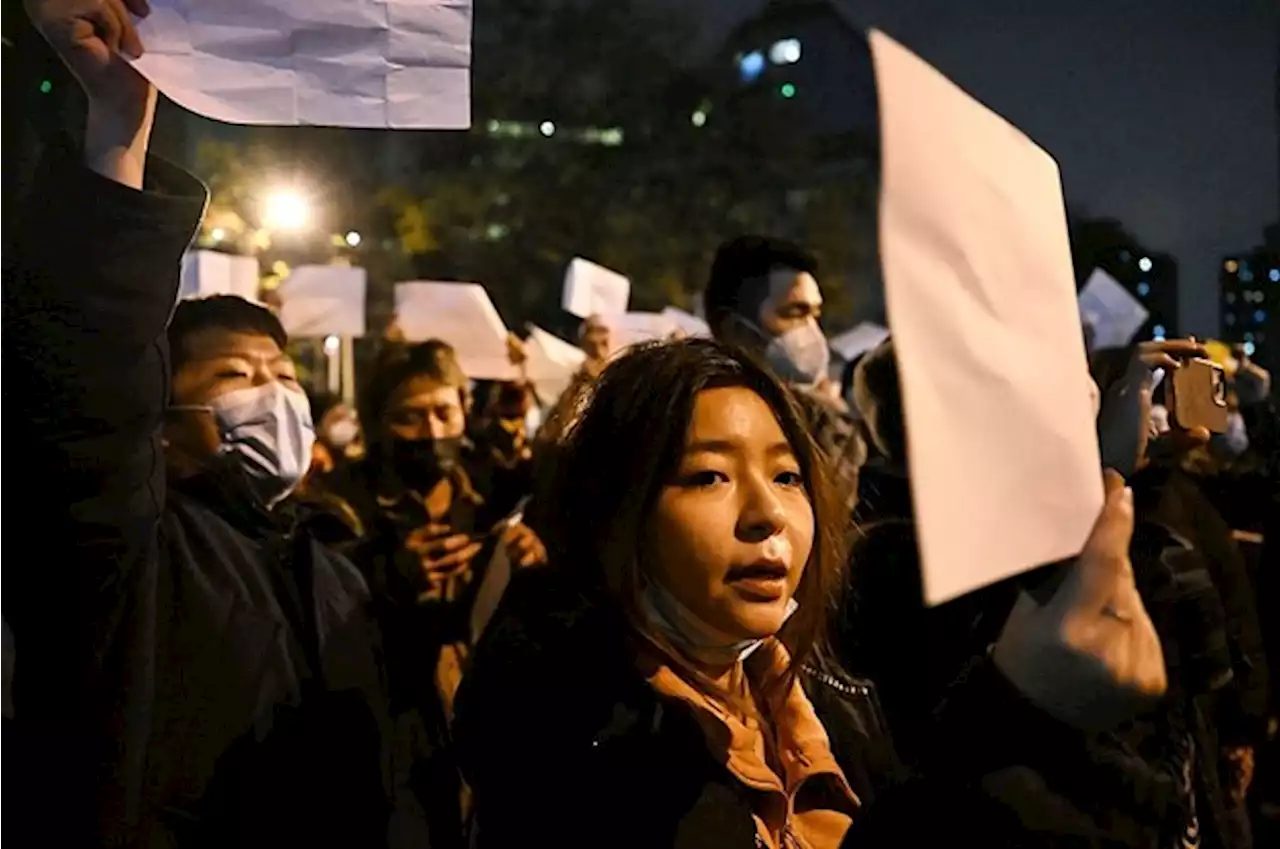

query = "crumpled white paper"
[133,0,471,129]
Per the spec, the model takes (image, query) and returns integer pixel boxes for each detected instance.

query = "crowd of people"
[6,2,1278,848]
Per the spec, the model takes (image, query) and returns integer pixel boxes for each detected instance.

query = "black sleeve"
[848,659,1182,848]
[3,144,205,838]
[5,145,206,602]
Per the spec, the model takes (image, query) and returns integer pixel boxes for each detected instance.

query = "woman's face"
[645,386,815,642]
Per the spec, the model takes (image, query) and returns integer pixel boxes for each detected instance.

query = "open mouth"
[726,560,789,601]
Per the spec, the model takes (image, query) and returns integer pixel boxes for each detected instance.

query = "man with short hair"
[704,234,865,508]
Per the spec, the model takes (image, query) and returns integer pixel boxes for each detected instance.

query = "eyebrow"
[685,439,796,459]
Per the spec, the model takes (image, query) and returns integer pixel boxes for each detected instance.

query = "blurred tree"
[185,0,877,338]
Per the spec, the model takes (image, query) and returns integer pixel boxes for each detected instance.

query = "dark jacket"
[453,567,1124,849]
[1133,465,1270,746]
[794,386,866,514]
[5,150,397,847]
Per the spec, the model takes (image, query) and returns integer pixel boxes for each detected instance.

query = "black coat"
[453,568,1117,849]
[5,149,401,847]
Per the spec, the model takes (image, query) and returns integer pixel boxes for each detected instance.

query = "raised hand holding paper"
[132,0,472,129]
[871,29,1102,605]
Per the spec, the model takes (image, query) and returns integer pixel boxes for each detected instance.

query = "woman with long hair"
[454,338,1165,848]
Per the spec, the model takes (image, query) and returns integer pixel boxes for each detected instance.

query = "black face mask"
[390,436,465,492]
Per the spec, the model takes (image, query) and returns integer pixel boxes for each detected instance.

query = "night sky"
[690,0,1278,337]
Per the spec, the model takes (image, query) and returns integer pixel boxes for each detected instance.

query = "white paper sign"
[871,30,1103,605]
[525,325,586,406]
[1078,268,1150,350]
[829,322,891,362]
[562,258,630,319]
[608,312,681,350]
[279,265,367,337]
[133,0,472,129]
[180,250,261,301]
[661,306,712,338]
[394,282,520,381]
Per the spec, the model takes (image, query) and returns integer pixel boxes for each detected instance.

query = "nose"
[427,416,451,441]
[736,471,787,544]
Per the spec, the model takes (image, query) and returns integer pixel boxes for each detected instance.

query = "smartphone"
[1169,358,1229,434]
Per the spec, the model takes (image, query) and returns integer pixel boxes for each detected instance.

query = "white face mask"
[180,383,316,506]
[737,315,831,387]
[640,580,799,668]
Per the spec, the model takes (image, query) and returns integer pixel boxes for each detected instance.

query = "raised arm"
[7,0,206,585]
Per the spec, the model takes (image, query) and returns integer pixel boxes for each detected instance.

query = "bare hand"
[26,0,152,104]
[506,333,529,368]
[993,471,1166,731]
[1223,746,1255,805]
[1137,337,1207,372]
[406,523,484,582]
[26,0,156,186]
[500,522,547,569]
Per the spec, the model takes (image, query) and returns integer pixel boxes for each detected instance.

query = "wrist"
[84,87,158,190]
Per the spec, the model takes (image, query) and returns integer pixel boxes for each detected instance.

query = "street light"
[263,188,311,233]
[344,230,362,247]
[210,227,227,243]
[539,121,556,137]
[1137,256,1153,272]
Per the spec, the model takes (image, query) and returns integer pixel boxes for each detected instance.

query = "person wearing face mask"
[341,338,547,849]
[7,5,404,845]
[454,338,1169,849]
[704,235,865,513]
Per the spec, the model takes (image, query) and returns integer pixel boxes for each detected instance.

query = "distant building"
[1069,217,1180,342]
[1219,245,1280,373]
[719,0,876,161]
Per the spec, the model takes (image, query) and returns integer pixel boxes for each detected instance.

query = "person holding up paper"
[340,339,546,847]
[454,338,1166,849]
[10,4,403,844]
[704,235,864,511]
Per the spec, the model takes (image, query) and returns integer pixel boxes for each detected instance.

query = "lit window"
[1256,309,1268,323]
[769,38,802,65]
[598,128,624,146]
[739,51,765,83]
[1138,256,1153,272]
[1270,268,1280,282]
[1225,313,1236,326]
[1240,267,1254,283]
[1153,324,1166,339]
[1224,259,1239,273]
[1244,341,1256,356]
[780,82,797,98]
[1119,250,1132,262]
[1136,282,1150,297]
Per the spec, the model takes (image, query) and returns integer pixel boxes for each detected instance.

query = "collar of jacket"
[169,454,299,540]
